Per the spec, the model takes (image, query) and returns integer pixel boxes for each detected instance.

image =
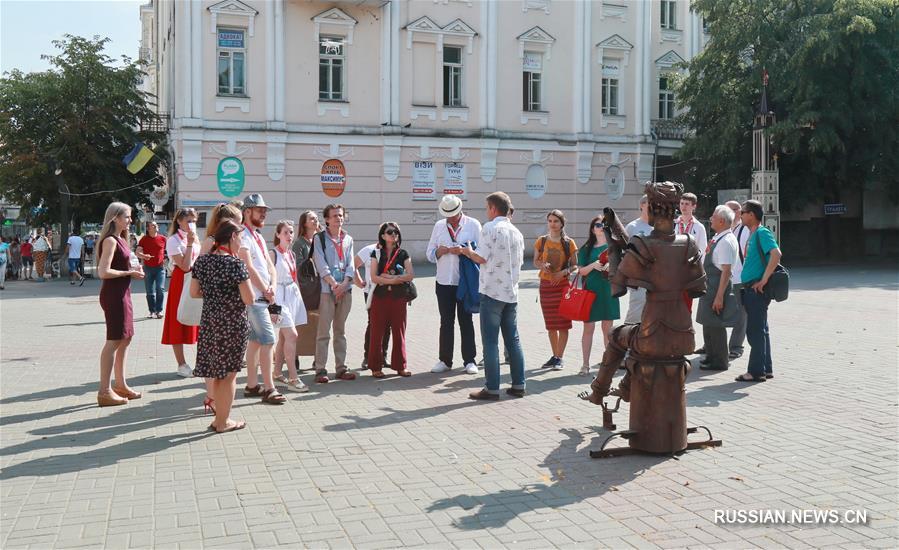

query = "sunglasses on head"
[384,229,398,236]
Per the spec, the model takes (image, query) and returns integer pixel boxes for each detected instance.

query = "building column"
[266,1,275,122]
[639,0,652,137]
[190,0,202,121]
[582,0,592,135]
[486,0,497,130]
[175,1,192,120]
[380,0,391,124]
[274,0,285,123]
[390,0,401,126]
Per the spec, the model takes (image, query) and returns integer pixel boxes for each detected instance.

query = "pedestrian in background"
[189,220,253,431]
[576,216,620,376]
[65,230,85,285]
[136,221,167,318]
[461,192,527,400]
[20,237,33,280]
[697,205,740,371]
[161,208,200,378]
[10,237,21,282]
[534,209,578,370]
[270,220,309,393]
[292,210,321,372]
[426,195,481,375]
[624,195,652,323]
[0,237,9,289]
[368,222,414,378]
[31,229,50,281]
[96,202,144,407]
[725,200,750,359]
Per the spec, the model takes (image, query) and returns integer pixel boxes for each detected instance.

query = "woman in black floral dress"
[190,220,254,433]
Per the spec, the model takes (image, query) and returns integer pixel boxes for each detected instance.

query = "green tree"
[0,35,168,231]
[676,0,899,211]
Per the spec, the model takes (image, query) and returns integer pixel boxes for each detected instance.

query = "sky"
[1,0,144,75]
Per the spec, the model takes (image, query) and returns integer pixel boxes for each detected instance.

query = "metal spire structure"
[751,68,781,240]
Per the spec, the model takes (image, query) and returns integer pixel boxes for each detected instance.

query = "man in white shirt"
[426,195,482,375]
[676,191,708,352]
[623,195,652,324]
[354,242,389,369]
[239,194,285,404]
[698,205,740,370]
[726,200,751,359]
[460,192,526,400]
[65,231,85,285]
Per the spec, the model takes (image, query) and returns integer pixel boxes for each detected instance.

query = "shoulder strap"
[271,249,278,265]
[736,225,746,263]
[318,231,327,257]
[538,236,546,257]
[563,237,572,264]
[755,230,767,262]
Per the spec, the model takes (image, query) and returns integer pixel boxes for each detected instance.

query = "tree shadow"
[426,428,666,529]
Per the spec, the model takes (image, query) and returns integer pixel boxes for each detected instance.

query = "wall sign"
[443,162,466,199]
[412,161,436,200]
[321,159,346,197]
[523,52,542,71]
[603,164,624,201]
[218,30,245,48]
[824,203,847,215]
[525,164,547,199]
[217,157,245,197]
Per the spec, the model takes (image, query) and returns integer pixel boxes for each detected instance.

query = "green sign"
[217,157,245,197]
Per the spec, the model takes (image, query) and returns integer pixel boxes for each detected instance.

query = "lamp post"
[55,164,71,277]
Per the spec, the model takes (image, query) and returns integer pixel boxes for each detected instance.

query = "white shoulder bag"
[177,272,203,326]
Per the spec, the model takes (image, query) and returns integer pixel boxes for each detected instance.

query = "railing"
[651,119,690,140]
[139,112,170,134]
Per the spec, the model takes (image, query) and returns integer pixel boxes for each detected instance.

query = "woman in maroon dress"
[97,202,145,407]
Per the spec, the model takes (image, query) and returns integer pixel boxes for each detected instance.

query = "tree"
[0,35,168,232]
[676,0,899,212]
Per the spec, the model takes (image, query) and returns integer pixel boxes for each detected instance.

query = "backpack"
[537,236,572,266]
[296,235,322,311]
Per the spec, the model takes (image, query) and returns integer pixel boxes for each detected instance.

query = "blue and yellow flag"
[122,143,154,174]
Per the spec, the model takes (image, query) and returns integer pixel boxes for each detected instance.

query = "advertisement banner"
[217,157,245,198]
[412,161,436,200]
[321,159,347,197]
[443,162,466,200]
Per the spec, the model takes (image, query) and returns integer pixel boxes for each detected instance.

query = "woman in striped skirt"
[534,209,578,370]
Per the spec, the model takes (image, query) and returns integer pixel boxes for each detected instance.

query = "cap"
[439,195,463,218]
[242,193,271,210]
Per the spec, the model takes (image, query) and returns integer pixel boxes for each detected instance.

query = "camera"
[267,304,282,315]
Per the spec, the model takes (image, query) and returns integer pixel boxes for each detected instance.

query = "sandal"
[260,388,287,404]
[734,373,766,383]
[112,386,142,400]
[396,369,412,377]
[203,397,216,415]
[336,370,357,381]
[285,378,309,393]
[273,374,288,387]
[212,420,247,433]
[578,365,591,377]
[315,369,330,384]
[243,384,263,397]
[371,370,385,378]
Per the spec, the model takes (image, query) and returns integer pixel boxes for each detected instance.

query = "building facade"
[141,0,708,257]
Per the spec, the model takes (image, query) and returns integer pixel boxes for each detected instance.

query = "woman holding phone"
[161,208,200,378]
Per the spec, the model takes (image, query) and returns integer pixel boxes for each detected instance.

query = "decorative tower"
[751,69,780,240]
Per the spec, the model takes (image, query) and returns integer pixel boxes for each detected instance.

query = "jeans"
[143,266,165,314]
[728,284,747,354]
[479,294,526,393]
[436,282,476,367]
[247,303,277,346]
[742,288,772,377]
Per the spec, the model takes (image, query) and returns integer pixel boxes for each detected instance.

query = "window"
[217,28,246,96]
[319,37,345,101]
[522,52,543,112]
[659,75,676,119]
[660,0,677,30]
[442,46,463,107]
[601,58,621,116]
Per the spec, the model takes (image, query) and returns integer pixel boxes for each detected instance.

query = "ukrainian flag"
[122,143,154,174]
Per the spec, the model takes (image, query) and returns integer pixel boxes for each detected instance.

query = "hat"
[439,195,463,218]
[242,193,271,210]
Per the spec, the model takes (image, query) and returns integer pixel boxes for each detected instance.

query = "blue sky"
[1,0,144,74]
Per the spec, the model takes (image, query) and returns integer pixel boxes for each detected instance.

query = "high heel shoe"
[112,386,142,400]
[98,391,128,407]
[203,397,216,415]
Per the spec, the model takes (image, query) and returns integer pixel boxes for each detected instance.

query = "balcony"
[139,112,170,134]
[139,47,152,63]
[651,118,690,140]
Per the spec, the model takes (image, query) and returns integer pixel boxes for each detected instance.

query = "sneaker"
[541,356,558,369]
[176,364,193,378]
[284,378,309,393]
[728,350,743,360]
[578,365,591,376]
[431,361,451,373]
[477,358,484,366]
[361,358,368,370]
[552,358,564,371]
[463,362,478,375]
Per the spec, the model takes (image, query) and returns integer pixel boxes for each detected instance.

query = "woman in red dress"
[161,208,200,377]
[97,202,145,407]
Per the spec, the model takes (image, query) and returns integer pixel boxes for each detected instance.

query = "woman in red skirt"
[534,209,578,370]
[161,208,200,377]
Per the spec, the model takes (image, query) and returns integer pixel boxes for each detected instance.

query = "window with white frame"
[601,58,621,115]
[660,0,677,30]
[319,36,345,101]
[522,52,543,112]
[217,28,246,96]
[443,46,463,107]
[659,75,676,119]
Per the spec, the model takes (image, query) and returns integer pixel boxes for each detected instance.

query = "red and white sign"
[443,162,466,200]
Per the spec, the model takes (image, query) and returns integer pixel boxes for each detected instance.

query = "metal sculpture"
[579,181,722,457]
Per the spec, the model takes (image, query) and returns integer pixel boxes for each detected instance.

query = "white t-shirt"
[730,223,751,285]
[66,235,84,259]
[625,218,653,238]
[356,243,377,293]
[710,229,738,271]
[241,225,272,300]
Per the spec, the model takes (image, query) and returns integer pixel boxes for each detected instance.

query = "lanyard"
[379,247,401,275]
[244,224,265,257]
[446,218,462,243]
[279,246,297,282]
[327,231,345,264]
[218,246,237,257]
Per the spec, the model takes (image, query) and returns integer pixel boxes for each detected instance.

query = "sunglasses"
[383,229,398,236]
[593,222,605,229]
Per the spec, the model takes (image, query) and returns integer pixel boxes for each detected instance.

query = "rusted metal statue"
[579,181,722,457]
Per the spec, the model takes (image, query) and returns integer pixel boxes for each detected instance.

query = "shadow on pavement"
[427,427,666,529]
[0,372,183,406]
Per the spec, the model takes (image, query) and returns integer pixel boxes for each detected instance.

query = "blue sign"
[824,203,847,215]
[218,30,244,49]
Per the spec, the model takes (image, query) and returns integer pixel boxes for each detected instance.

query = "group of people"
[0,229,95,288]
[93,184,781,431]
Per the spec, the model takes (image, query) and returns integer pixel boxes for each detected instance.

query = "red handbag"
[558,275,596,322]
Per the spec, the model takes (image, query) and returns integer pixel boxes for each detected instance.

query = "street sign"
[321,159,346,197]
[824,203,847,215]
[217,157,245,198]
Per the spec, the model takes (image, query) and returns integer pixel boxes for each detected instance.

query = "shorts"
[22,257,33,267]
[247,303,276,345]
[68,258,82,273]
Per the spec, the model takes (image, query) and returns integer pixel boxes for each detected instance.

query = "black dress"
[192,254,250,379]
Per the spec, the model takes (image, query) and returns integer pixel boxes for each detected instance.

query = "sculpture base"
[590,426,722,459]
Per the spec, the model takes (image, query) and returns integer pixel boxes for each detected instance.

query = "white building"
[141,0,707,257]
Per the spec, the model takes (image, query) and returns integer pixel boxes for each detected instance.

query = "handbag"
[558,275,596,322]
[371,248,418,303]
[177,272,203,326]
[755,236,789,302]
[297,236,322,311]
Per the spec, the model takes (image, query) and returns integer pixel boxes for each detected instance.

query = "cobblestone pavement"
[1,264,897,549]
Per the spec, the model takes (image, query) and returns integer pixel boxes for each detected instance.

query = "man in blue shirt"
[735,200,783,382]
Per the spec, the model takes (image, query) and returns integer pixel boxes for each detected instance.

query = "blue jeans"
[143,266,165,314]
[479,294,526,393]
[742,288,772,377]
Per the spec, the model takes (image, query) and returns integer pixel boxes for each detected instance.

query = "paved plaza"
[1,263,897,549]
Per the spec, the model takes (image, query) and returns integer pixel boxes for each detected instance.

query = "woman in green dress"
[576,216,620,376]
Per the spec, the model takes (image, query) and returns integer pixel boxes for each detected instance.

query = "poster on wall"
[412,160,436,200]
[443,162,466,200]
[321,159,346,197]
[525,164,547,199]
[604,164,625,201]
[217,157,245,198]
